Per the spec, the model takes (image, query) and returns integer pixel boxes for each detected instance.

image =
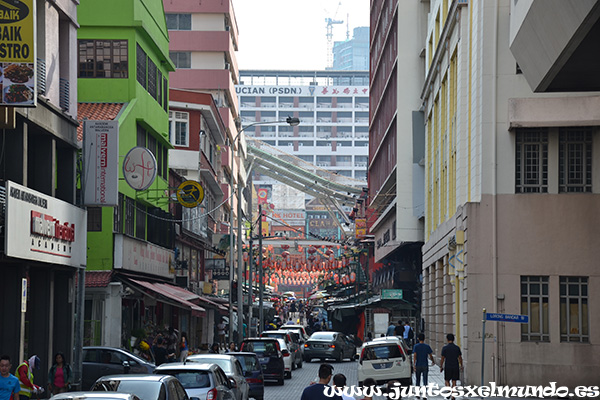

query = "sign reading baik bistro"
[0,0,37,107]
[6,181,86,267]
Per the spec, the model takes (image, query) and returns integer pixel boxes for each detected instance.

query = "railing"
[84,320,102,346]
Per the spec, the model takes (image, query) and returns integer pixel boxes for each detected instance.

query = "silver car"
[155,362,236,400]
[186,354,249,400]
[50,393,141,400]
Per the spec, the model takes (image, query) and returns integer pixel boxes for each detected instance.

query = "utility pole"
[258,204,264,333]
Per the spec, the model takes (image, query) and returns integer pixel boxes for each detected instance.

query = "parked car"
[50,393,141,400]
[155,362,236,400]
[228,352,264,400]
[91,374,188,400]
[303,331,357,363]
[281,325,309,341]
[357,336,412,386]
[82,347,155,390]
[186,354,249,400]
[285,331,304,361]
[239,338,285,386]
[259,330,302,369]
[274,338,293,379]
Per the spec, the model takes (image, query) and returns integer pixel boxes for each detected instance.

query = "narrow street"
[263,358,358,400]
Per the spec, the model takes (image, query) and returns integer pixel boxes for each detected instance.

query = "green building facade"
[78,0,180,348]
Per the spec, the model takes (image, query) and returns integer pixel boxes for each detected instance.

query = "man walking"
[386,321,396,336]
[440,333,463,395]
[332,373,354,400]
[0,355,20,400]
[300,363,342,400]
[413,333,434,390]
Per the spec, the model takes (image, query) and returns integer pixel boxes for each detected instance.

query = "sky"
[231,0,370,70]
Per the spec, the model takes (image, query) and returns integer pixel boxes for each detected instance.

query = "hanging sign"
[176,180,204,208]
[123,147,156,191]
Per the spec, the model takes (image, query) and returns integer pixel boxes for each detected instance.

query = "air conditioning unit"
[224,62,230,70]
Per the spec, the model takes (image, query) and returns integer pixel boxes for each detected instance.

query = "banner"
[0,0,36,107]
[83,121,119,206]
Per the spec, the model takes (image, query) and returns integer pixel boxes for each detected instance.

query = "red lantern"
[334,274,339,284]
[350,272,356,283]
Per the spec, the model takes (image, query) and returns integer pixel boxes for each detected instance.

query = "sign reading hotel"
[0,0,36,107]
[236,85,369,97]
[5,181,87,267]
[83,120,119,206]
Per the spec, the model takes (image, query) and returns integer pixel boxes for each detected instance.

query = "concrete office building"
[332,26,370,71]
[237,70,369,187]
[417,0,599,388]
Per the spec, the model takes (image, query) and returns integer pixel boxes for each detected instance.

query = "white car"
[155,362,237,400]
[358,336,412,386]
[275,338,293,379]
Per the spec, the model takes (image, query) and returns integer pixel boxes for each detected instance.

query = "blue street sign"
[485,313,529,323]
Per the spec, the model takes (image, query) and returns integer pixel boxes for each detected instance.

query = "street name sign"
[486,313,529,323]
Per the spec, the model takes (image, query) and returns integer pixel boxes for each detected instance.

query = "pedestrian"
[227,342,237,353]
[332,373,354,400]
[300,363,342,400]
[359,378,377,400]
[394,320,403,337]
[152,337,169,366]
[285,317,294,325]
[209,343,220,354]
[0,355,20,400]
[404,321,415,347]
[17,355,42,400]
[413,333,434,389]
[179,332,189,362]
[386,320,396,336]
[47,352,72,396]
[217,319,226,348]
[166,327,178,362]
[440,333,463,397]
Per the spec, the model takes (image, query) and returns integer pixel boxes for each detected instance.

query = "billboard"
[0,0,36,107]
[83,120,119,206]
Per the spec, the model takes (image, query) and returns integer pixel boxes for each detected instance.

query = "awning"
[197,296,228,312]
[130,279,206,317]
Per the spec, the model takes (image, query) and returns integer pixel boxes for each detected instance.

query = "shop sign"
[83,120,119,206]
[6,181,86,266]
[114,234,174,278]
[0,0,37,107]
[176,180,204,208]
[123,147,156,191]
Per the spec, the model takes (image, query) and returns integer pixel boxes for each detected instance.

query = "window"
[78,40,128,78]
[166,13,191,30]
[87,207,102,231]
[114,193,124,233]
[135,203,146,240]
[170,52,191,69]
[560,277,589,342]
[169,111,189,146]
[520,276,549,342]
[125,196,135,236]
[136,44,147,89]
[137,124,146,147]
[515,128,548,193]
[163,77,168,112]
[559,127,592,193]
[148,58,157,100]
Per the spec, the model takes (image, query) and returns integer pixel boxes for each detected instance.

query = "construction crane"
[325,1,344,68]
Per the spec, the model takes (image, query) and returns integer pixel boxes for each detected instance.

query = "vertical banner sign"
[257,188,268,205]
[83,120,119,206]
[0,0,36,107]
[355,218,367,237]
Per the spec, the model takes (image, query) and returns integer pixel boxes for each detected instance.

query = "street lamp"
[229,116,300,344]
